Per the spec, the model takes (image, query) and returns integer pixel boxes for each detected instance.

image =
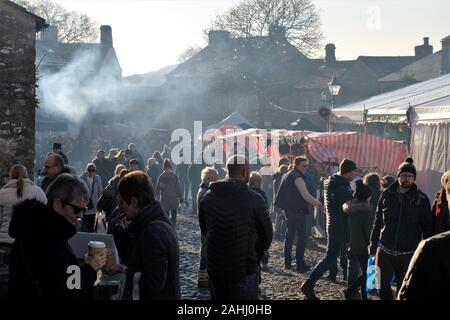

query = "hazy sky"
[54,0,450,76]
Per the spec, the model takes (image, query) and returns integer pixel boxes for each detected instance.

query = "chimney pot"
[441,36,450,75]
[414,36,433,59]
[325,43,336,64]
[268,25,286,42]
[208,30,230,49]
[100,25,113,48]
[40,25,58,43]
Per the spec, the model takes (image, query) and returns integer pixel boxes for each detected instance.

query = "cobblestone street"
[176,208,347,300]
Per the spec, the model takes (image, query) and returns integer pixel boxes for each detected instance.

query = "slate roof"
[357,56,417,78]
[379,51,443,82]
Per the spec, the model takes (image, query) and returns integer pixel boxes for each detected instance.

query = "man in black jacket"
[199,155,273,300]
[8,174,105,300]
[301,159,358,300]
[368,158,433,300]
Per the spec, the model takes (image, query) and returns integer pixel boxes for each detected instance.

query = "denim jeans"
[308,237,345,284]
[284,211,308,267]
[377,250,413,300]
[274,209,287,240]
[208,273,259,300]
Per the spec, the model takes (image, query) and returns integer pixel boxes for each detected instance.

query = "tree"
[208,0,323,55]
[13,0,99,43]
[177,45,203,63]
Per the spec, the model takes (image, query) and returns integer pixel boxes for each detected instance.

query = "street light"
[328,73,341,108]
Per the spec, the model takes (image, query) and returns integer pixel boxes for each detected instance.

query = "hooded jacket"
[199,180,272,280]
[8,199,97,300]
[343,200,374,255]
[369,181,433,254]
[125,202,180,300]
[324,174,354,240]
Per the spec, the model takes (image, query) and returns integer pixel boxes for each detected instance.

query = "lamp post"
[327,74,341,132]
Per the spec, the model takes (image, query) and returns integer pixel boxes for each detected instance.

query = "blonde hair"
[201,167,219,182]
[9,165,28,198]
[249,171,262,189]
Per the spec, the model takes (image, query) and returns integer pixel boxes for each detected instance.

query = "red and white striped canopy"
[284,131,409,175]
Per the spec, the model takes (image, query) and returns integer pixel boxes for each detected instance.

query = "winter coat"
[251,187,268,206]
[80,173,103,215]
[156,171,182,212]
[343,200,375,255]
[146,165,161,187]
[398,231,450,300]
[99,176,120,220]
[0,179,47,244]
[125,202,180,300]
[93,158,114,187]
[196,181,209,214]
[431,190,450,235]
[188,162,206,189]
[199,180,273,280]
[41,166,71,192]
[8,199,97,300]
[369,181,433,254]
[324,174,354,240]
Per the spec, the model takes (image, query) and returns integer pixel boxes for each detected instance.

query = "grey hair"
[46,173,89,207]
[201,167,219,182]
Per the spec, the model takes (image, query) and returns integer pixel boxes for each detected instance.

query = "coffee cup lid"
[88,241,106,248]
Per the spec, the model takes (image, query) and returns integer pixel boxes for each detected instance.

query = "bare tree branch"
[208,0,323,56]
[13,0,99,43]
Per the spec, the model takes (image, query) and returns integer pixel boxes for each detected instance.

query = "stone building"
[0,0,47,180]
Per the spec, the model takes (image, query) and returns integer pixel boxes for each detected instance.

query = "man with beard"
[368,158,433,300]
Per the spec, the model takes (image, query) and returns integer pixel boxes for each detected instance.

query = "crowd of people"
[0,139,449,300]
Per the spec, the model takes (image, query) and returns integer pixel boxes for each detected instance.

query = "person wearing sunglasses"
[8,173,106,300]
[80,163,103,232]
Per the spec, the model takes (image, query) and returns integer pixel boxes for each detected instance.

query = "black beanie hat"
[397,158,416,179]
[339,159,357,174]
[354,180,372,201]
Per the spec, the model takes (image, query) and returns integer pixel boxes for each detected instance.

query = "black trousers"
[377,250,412,300]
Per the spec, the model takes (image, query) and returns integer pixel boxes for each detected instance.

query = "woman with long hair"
[0,165,47,245]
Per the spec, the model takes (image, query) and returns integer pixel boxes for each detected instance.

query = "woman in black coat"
[8,174,106,300]
[106,171,180,300]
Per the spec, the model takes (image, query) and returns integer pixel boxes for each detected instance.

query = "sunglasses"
[88,169,96,172]
[61,200,87,214]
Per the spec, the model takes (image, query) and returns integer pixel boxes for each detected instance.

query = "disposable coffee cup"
[88,241,106,258]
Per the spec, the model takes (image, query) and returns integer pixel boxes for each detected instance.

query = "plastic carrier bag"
[366,254,381,294]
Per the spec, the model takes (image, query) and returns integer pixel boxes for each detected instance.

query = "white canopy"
[332,73,450,124]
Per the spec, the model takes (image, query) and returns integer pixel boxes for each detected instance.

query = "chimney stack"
[414,37,433,59]
[40,25,58,43]
[441,36,450,75]
[268,25,286,42]
[100,25,113,49]
[208,30,230,50]
[325,43,336,64]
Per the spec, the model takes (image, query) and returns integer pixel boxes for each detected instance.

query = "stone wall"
[0,5,37,180]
